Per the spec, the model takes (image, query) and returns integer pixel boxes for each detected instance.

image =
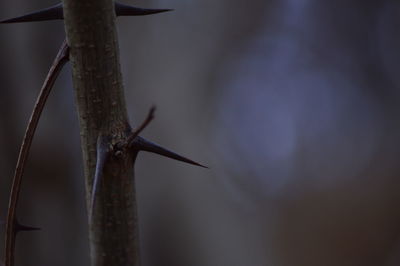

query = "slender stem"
[62,0,141,265]
[4,40,69,266]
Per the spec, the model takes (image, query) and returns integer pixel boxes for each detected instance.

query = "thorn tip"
[0,3,63,24]
[15,221,40,232]
[115,2,173,16]
[134,136,207,168]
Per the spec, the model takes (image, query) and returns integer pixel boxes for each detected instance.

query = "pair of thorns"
[1,3,205,266]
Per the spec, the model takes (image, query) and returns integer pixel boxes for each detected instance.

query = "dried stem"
[4,40,69,266]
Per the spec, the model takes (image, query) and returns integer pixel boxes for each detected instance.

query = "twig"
[126,106,156,146]
[4,40,69,266]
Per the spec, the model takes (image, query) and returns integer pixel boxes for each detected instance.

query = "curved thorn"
[134,136,207,168]
[1,2,172,24]
[0,3,63,24]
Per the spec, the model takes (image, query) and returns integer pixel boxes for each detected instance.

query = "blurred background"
[1,0,400,265]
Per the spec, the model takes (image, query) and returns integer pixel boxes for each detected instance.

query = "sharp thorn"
[115,2,173,16]
[1,2,172,24]
[0,3,63,24]
[135,136,208,168]
[90,135,110,222]
[14,220,40,232]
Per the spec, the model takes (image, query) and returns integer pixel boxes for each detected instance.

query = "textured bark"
[62,0,140,265]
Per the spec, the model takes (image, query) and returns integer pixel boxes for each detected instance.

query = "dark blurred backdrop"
[1,0,400,265]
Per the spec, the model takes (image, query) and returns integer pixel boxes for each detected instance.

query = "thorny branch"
[90,107,155,218]
[1,2,206,266]
[4,40,70,266]
[90,106,206,224]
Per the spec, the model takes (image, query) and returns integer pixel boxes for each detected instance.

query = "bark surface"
[62,0,140,265]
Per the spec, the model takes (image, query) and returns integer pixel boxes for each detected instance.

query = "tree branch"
[2,1,204,266]
[62,0,141,265]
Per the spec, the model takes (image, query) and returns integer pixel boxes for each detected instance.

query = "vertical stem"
[62,0,140,265]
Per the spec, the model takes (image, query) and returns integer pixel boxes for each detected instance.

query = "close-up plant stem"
[62,0,141,264]
[1,1,203,265]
